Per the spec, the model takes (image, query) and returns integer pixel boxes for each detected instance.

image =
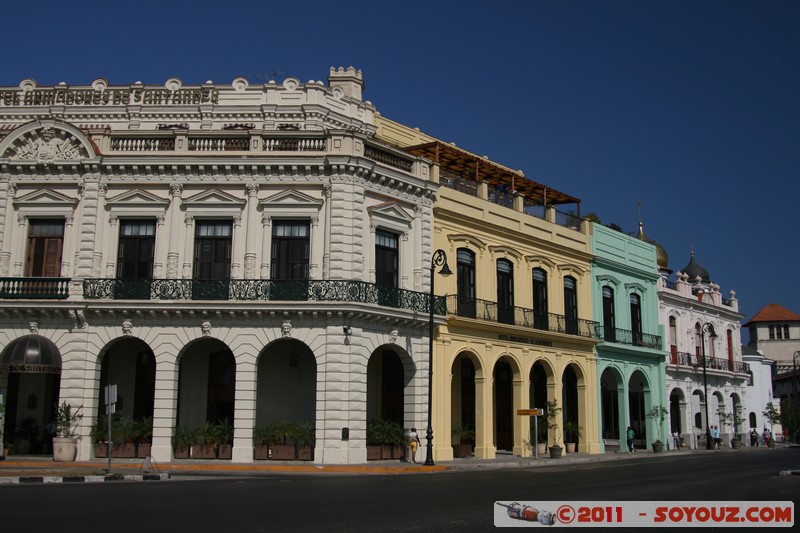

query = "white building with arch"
[0,69,441,464]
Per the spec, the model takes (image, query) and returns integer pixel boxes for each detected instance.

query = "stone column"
[91,183,108,277]
[150,354,180,463]
[13,214,26,276]
[154,216,165,278]
[104,216,118,277]
[182,215,194,279]
[166,183,183,278]
[243,184,258,279]
[260,214,271,278]
[231,357,257,463]
[230,215,242,279]
[0,182,16,276]
[61,214,75,278]
[473,375,493,459]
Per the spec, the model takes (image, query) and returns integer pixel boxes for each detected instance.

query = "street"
[1,448,797,532]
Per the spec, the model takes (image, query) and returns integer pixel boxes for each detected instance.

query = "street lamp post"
[425,249,451,467]
[793,351,800,444]
[700,322,717,450]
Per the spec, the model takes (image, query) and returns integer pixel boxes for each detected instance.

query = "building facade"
[376,117,602,459]
[0,69,444,464]
[657,251,751,449]
[591,223,667,451]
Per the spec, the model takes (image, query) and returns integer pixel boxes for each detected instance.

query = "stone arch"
[492,354,521,452]
[177,337,236,428]
[255,338,316,428]
[450,349,480,456]
[599,365,624,443]
[0,119,99,161]
[366,343,415,428]
[628,369,650,446]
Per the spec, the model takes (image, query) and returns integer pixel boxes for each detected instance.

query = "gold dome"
[636,222,669,270]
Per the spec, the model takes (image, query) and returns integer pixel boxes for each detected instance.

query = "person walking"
[750,428,759,447]
[407,427,421,463]
[712,426,721,450]
[626,426,635,453]
[672,430,681,451]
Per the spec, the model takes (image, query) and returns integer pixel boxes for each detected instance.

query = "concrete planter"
[254,444,270,460]
[565,442,576,454]
[53,437,78,462]
[549,445,563,458]
[651,441,665,453]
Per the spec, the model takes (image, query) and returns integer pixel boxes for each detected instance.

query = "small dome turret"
[681,251,710,283]
[636,222,669,271]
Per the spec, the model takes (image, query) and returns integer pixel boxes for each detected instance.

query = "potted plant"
[545,400,563,458]
[133,416,153,458]
[253,423,277,460]
[646,405,669,452]
[91,416,109,458]
[720,411,745,449]
[563,421,582,453]
[366,420,385,461]
[270,420,298,460]
[294,422,315,461]
[215,419,234,460]
[191,421,218,459]
[451,424,475,458]
[172,424,194,459]
[390,422,407,459]
[111,416,136,458]
[53,401,83,462]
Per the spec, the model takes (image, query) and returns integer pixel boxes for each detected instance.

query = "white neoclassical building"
[0,68,442,464]
[657,251,752,449]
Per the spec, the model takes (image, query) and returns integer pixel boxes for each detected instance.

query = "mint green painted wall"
[591,223,668,451]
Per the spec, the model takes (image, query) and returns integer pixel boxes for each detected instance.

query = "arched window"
[695,323,703,357]
[669,316,678,363]
[456,248,476,318]
[602,286,615,342]
[563,276,578,334]
[496,259,514,325]
[532,268,548,330]
[630,293,642,345]
[726,329,734,370]
[749,412,756,429]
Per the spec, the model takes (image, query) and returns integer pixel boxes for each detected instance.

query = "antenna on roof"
[208,52,213,81]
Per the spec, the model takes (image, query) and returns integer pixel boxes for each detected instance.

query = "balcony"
[445,295,598,339]
[0,277,70,299]
[82,278,445,314]
[595,325,662,350]
[669,351,750,374]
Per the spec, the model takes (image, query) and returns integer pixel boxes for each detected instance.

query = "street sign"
[516,408,544,416]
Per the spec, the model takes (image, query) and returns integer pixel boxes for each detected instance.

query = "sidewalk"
[0,445,789,484]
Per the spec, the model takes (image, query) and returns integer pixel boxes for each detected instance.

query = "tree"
[762,402,780,431]
[545,400,562,448]
[646,405,669,443]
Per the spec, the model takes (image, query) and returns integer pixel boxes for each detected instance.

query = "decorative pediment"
[14,189,78,217]
[596,274,622,288]
[106,189,169,217]
[488,245,523,261]
[624,282,647,295]
[182,189,246,218]
[182,189,246,208]
[260,190,323,218]
[557,263,587,277]
[0,119,96,163]
[525,254,556,270]
[367,202,413,233]
[447,234,488,251]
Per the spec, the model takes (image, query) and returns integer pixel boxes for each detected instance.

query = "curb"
[0,473,170,485]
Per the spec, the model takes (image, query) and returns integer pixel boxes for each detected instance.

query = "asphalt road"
[1,449,797,532]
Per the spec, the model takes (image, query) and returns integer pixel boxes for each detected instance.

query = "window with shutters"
[26,219,64,277]
[193,220,232,280]
[271,220,309,280]
[375,230,398,288]
[117,220,156,279]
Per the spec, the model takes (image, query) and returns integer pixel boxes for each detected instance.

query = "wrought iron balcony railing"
[0,277,71,299]
[669,351,750,374]
[82,278,445,314]
[445,295,598,339]
[595,325,662,350]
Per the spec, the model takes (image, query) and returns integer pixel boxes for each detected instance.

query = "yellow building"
[376,117,601,459]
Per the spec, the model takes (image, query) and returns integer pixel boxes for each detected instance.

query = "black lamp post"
[700,322,717,450]
[793,351,800,444]
[425,249,451,466]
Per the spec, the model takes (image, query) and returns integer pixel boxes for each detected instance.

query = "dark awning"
[1,334,62,374]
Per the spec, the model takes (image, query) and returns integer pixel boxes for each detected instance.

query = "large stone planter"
[652,441,664,453]
[565,442,576,454]
[537,443,547,456]
[549,445,563,458]
[53,437,78,462]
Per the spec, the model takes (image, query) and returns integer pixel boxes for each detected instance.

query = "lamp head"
[439,262,452,277]
[343,326,352,336]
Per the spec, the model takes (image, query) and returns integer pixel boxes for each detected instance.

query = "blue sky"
[4,0,799,322]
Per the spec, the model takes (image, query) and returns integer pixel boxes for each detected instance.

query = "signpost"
[104,384,117,473]
[517,408,545,460]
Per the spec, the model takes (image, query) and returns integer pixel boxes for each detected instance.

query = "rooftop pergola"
[403,140,581,215]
